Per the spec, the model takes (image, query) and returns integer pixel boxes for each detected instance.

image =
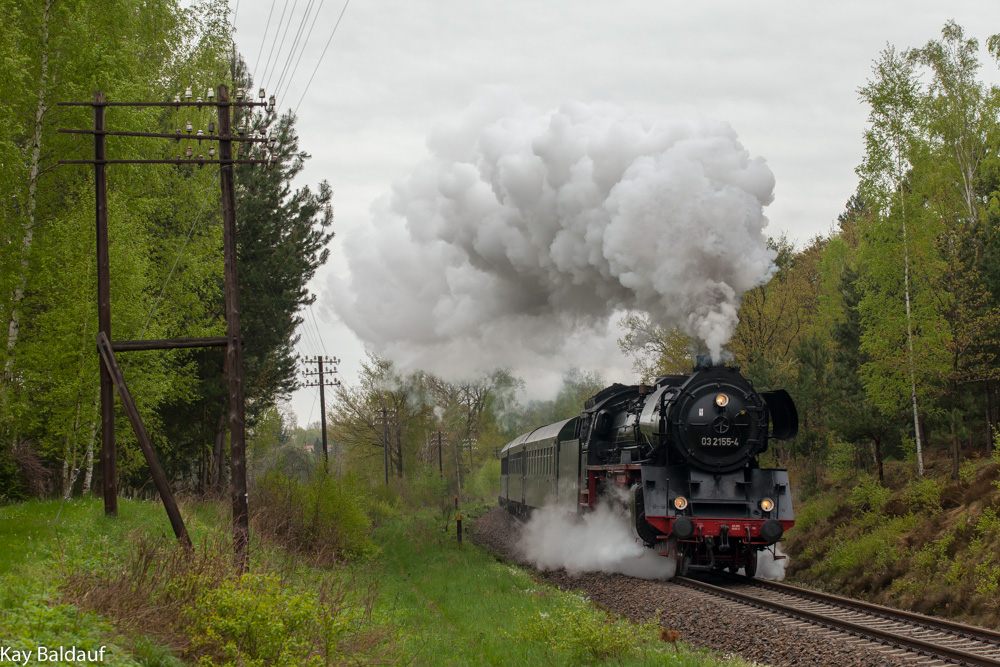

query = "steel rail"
[743,576,1000,645]
[675,576,1000,666]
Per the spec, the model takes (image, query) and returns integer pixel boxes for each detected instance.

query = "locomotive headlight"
[715,393,730,407]
[673,496,688,511]
[760,498,775,512]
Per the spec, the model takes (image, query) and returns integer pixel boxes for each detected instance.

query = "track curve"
[677,575,1000,666]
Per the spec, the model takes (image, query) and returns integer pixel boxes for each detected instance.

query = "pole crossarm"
[302,356,340,472]
[111,336,230,351]
[59,129,267,142]
[58,101,268,108]
[59,159,269,166]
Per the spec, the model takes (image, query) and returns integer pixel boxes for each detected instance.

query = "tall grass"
[252,468,377,562]
[370,511,751,666]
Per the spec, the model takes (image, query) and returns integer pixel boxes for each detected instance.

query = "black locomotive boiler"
[499,360,798,576]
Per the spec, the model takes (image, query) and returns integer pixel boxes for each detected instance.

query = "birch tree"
[857,45,928,476]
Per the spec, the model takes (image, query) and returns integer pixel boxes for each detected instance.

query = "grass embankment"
[0,494,753,666]
[784,450,1000,628]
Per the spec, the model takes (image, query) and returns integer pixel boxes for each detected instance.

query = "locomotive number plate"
[700,437,740,447]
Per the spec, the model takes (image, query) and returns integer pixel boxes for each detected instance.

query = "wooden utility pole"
[303,356,340,472]
[94,91,117,518]
[382,407,389,485]
[218,85,250,570]
[437,430,443,477]
[59,86,269,566]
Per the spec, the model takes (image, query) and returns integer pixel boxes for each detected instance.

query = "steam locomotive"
[499,360,798,577]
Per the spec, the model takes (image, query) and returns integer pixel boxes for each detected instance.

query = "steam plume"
[331,90,776,379]
[519,504,677,580]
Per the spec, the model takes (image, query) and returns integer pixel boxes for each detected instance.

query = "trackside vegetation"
[0,489,756,666]
[782,441,1000,628]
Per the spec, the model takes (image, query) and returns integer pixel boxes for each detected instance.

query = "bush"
[252,468,376,562]
[466,459,500,503]
[184,573,371,667]
[826,440,858,483]
[848,476,891,515]
[824,514,918,577]
[405,467,452,514]
[904,476,942,514]
[0,444,27,502]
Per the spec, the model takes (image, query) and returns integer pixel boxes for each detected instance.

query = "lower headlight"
[673,496,688,511]
[760,497,774,512]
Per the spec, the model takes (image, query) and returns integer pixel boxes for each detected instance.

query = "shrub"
[848,476,892,515]
[184,573,366,667]
[62,531,233,646]
[959,459,979,484]
[62,511,390,666]
[466,459,500,503]
[824,514,918,577]
[904,477,942,514]
[826,440,859,483]
[252,468,376,562]
[407,467,451,512]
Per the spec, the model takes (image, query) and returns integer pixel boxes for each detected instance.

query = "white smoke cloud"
[519,503,677,580]
[751,544,789,581]
[330,89,776,381]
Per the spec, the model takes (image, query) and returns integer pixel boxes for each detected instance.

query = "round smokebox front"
[675,378,763,472]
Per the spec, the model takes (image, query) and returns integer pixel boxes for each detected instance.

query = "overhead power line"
[252,0,279,84]
[276,0,327,104]
[273,0,323,101]
[264,0,302,92]
[259,0,291,93]
[294,0,350,116]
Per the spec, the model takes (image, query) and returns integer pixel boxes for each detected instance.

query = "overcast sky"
[230,1,1000,426]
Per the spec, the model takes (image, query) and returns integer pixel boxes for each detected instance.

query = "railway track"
[675,575,1000,666]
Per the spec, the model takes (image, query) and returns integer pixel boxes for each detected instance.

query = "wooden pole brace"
[95,332,191,547]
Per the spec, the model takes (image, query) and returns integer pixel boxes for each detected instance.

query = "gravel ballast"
[472,507,910,667]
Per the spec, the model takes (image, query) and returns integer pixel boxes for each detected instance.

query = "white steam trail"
[751,544,788,581]
[331,89,776,380]
[519,504,677,580]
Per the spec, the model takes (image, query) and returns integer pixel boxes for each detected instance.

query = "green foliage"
[826,440,860,483]
[467,458,500,503]
[407,466,452,511]
[914,530,956,573]
[976,506,1000,538]
[847,476,892,515]
[128,636,185,667]
[959,459,979,483]
[253,468,376,560]
[511,600,661,663]
[184,573,363,667]
[0,590,136,667]
[824,514,918,576]
[903,476,942,513]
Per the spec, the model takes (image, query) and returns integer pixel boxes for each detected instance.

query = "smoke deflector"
[762,390,798,440]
